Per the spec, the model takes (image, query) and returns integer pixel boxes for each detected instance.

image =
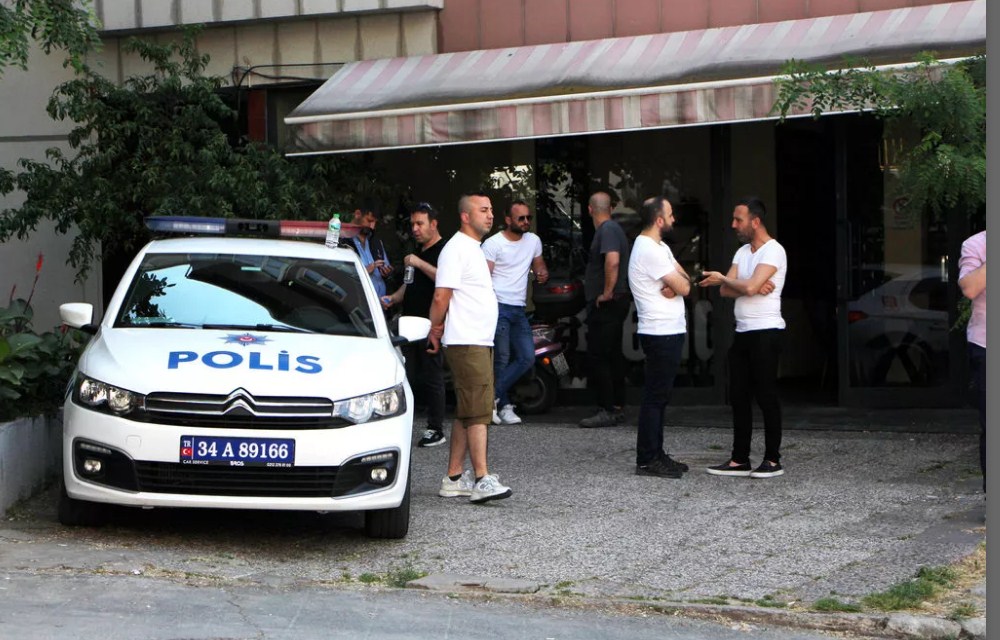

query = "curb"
[406,573,984,640]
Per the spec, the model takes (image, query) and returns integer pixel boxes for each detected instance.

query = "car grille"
[133,462,374,498]
[141,389,346,429]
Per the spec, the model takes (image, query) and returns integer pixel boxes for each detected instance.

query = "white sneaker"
[438,470,474,497]
[498,404,522,425]
[470,474,512,504]
[491,399,501,425]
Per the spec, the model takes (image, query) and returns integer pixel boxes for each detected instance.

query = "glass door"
[836,117,956,407]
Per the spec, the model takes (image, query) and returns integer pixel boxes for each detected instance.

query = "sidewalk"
[0,405,985,639]
[403,405,985,636]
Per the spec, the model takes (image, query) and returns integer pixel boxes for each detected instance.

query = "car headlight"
[333,384,405,424]
[74,375,144,415]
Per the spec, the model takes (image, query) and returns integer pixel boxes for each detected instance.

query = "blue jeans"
[494,303,535,406]
[636,333,685,465]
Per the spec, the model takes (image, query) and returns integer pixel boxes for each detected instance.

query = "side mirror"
[392,316,431,346]
[60,303,98,334]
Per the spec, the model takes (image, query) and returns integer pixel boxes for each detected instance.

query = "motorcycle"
[403,276,585,417]
[507,277,585,415]
[507,323,570,415]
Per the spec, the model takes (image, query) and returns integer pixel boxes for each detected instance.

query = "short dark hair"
[639,196,668,229]
[509,199,529,216]
[358,198,382,219]
[412,201,438,221]
[737,197,766,221]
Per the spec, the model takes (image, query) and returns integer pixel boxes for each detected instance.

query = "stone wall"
[0,416,62,517]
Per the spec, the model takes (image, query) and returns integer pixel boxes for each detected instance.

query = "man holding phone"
[350,202,393,298]
[699,197,786,479]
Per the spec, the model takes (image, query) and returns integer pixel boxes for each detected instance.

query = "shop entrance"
[774,115,970,408]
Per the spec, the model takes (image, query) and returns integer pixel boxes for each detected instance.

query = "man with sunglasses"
[382,202,447,447]
[482,200,549,425]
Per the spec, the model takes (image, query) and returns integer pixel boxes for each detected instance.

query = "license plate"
[180,436,295,467]
[551,353,569,376]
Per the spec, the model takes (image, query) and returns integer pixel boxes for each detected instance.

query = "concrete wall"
[0,416,62,517]
[438,0,959,53]
[0,43,104,330]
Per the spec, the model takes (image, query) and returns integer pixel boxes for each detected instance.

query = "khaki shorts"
[444,345,494,428]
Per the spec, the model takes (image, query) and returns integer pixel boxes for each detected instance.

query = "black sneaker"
[611,408,626,425]
[749,461,784,478]
[661,453,689,472]
[706,460,752,477]
[417,429,446,448]
[636,457,683,479]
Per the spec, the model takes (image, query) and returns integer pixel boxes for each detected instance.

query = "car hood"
[77,328,402,400]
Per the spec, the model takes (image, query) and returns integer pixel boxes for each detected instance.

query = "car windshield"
[114,252,377,337]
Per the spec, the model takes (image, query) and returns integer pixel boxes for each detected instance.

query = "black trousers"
[585,296,631,411]
[404,342,445,431]
[969,343,986,491]
[636,333,685,465]
[728,328,784,464]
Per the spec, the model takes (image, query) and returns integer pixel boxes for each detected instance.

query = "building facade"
[287,0,985,408]
[1,0,985,409]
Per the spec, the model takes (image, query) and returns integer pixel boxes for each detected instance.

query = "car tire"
[364,474,410,539]
[57,480,108,527]
[510,366,557,415]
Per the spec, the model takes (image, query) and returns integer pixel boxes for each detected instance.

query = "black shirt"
[402,239,444,318]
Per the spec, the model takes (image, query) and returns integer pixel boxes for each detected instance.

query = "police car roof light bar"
[146,216,364,241]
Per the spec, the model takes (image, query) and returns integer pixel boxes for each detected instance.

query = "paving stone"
[407,572,539,594]
[960,617,985,640]
[885,613,962,639]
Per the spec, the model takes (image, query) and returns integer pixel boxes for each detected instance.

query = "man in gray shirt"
[580,191,632,429]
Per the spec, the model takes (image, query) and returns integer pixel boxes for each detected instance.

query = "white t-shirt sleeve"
[758,241,787,269]
[435,243,463,290]
[652,244,676,280]
[532,235,542,259]
[481,234,500,262]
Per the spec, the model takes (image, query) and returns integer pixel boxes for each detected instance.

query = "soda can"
[403,265,415,284]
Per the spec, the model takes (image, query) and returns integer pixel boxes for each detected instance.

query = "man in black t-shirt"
[382,202,447,447]
[580,191,632,429]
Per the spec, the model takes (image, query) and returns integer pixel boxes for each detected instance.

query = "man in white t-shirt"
[482,200,549,425]
[427,193,512,504]
[628,196,691,479]
[699,197,787,479]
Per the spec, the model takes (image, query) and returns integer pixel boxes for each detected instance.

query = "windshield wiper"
[202,323,312,334]
[125,321,201,329]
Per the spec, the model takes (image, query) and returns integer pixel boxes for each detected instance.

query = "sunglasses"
[514,215,533,222]
[413,202,435,214]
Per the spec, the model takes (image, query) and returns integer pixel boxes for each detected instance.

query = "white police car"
[58,217,429,539]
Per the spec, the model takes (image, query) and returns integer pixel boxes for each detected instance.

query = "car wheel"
[57,480,108,527]
[509,367,557,415]
[364,474,410,539]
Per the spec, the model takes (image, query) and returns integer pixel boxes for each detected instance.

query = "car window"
[114,252,377,337]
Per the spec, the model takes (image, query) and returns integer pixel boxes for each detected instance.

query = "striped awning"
[285,0,984,155]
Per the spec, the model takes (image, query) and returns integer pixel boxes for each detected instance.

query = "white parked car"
[846,265,950,386]
[58,217,429,539]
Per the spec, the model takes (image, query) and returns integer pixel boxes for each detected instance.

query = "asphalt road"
[0,572,853,640]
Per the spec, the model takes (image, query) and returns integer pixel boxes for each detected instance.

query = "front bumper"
[62,400,411,512]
